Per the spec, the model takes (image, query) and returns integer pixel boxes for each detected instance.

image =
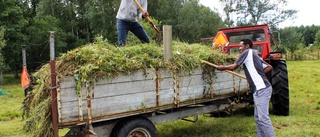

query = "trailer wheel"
[271,60,289,116]
[115,117,158,137]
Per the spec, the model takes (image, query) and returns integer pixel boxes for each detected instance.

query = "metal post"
[21,45,28,96]
[163,25,172,61]
[21,45,27,67]
[49,31,59,137]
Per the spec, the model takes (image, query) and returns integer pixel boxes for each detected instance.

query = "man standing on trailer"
[116,0,150,47]
[217,39,276,137]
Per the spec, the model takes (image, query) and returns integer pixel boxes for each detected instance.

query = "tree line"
[279,25,320,60]
[0,0,319,80]
[0,0,225,76]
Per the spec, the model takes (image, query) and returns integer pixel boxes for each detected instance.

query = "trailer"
[21,31,251,137]
[57,67,248,137]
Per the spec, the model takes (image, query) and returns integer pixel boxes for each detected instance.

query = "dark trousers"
[117,19,150,47]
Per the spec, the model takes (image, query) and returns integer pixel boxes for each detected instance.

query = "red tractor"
[212,24,289,116]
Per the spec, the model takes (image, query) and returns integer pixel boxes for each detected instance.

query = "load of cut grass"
[22,41,236,137]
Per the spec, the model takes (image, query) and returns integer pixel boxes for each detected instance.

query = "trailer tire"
[271,60,289,116]
[115,117,158,137]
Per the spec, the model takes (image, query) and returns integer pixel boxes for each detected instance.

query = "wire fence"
[284,51,320,61]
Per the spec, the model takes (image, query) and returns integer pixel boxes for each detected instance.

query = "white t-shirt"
[235,49,271,91]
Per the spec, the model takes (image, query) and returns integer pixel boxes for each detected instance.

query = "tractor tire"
[114,117,158,137]
[270,60,289,116]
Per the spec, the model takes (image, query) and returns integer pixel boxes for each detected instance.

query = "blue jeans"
[254,86,276,137]
[117,19,150,47]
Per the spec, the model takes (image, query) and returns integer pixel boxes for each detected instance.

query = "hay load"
[22,41,236,137]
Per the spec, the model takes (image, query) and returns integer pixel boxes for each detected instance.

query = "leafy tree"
[176,0,224,43]
[197,5,226,41]
[150,0,185,40]
[176,0,202,42]
[280,27,303,59]
[314,29,320,47]
[307,29,320,57]
[36,0,87,44]
[296,25,320,46]
[152,0,184,27]
[22,0,87,71]
[58,0,87,49]
[149,0,224,43]
[25,16,67,70]
[0,0,28,77]
[85,0,119,44]
[20,0,39,18]
[0,27,6,84]
[219,0,297,27]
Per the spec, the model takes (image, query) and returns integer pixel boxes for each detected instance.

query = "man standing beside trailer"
[217,39,276,137]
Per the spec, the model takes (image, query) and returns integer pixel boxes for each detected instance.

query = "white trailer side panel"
[58,68,248,125]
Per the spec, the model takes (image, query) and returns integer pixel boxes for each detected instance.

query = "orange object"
[213,31,229,47]
[21,66,30,89]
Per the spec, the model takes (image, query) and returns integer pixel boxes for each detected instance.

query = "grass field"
[0,60,319,137]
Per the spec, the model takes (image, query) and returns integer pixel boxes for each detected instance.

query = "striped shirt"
[235,49,271,91]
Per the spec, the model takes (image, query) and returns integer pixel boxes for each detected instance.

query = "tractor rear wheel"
[270,60,289,116]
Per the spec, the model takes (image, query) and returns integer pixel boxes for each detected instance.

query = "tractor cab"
[212,24,275,60]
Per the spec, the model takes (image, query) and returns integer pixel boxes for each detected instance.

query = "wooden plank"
[179,86,207,101]
[60,79,156,102]
[60,90,157,123]
[60,69,158,102]
[59,69,155,89]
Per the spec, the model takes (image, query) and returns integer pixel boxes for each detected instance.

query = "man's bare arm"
[264,65,273,74]
[217,63,239,71]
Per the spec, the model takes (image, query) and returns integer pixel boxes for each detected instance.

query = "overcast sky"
[199,0,320,28]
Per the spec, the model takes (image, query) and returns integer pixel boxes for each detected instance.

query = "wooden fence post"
[163,25,172,61]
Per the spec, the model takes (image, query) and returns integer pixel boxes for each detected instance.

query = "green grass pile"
[22,41,236,137]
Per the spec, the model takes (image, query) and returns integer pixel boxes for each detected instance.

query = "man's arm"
[264,64,273,74]
[262,60,272,74]
[217,63,239,71]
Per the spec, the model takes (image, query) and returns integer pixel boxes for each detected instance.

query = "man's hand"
[217,65,225,71]
[142,11,149,18]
